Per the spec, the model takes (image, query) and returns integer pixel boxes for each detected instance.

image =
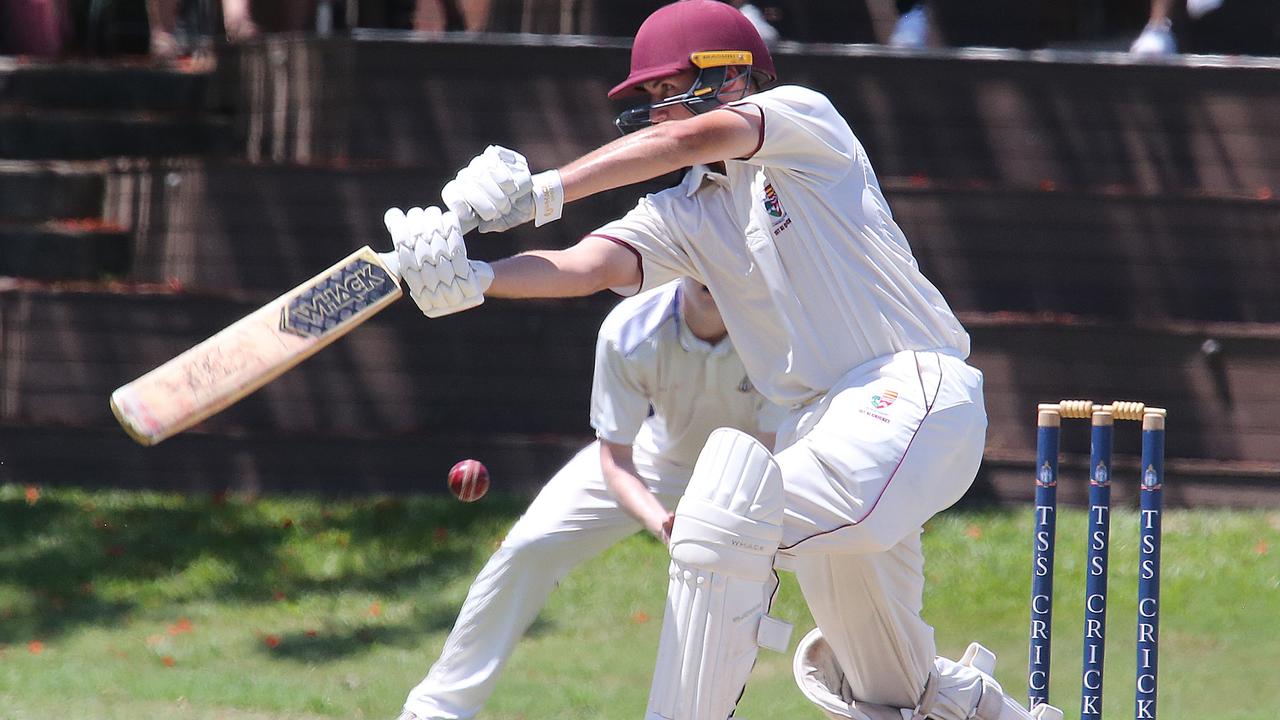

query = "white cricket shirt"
[589,281,783,494]
[589,85,970,408]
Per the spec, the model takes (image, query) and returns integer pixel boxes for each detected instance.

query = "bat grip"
[378,203,481,280]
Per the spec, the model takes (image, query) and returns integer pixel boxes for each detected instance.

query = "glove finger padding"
[442,145,542,234]
[464,162,512,218]
[483,144,532,197]
[384,204,488,318]
[443,212,471,279]
[386,207,417,277]
[383,207,411,245]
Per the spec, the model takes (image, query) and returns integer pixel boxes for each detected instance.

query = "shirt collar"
[681,163,729,198]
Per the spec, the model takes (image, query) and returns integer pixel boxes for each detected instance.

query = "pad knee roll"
[647,428,786,720]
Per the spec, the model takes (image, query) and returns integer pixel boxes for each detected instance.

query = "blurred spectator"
[888,0,929,48]
[1,0,72,56]
[221,0,260,40]
[411,0,488,31]
[1129,0,1280,57]
[1129,0,1181,55]
[727,0,779,46]
[145,0,181,56]
[145,0,319,57]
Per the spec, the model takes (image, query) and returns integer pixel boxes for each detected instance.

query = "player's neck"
[682,306,728,344]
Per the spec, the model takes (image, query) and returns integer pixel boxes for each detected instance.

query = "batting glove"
[442,145,563,233]
[384,206,494,318]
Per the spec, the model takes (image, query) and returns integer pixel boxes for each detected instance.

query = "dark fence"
[2,36,1278,503]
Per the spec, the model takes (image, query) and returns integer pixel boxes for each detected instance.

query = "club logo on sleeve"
[762,183,792,236]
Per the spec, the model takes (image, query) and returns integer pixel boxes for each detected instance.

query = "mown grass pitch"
[0,484,1276,719]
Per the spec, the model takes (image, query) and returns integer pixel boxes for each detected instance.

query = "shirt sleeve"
[729,85,859,184]
[589,330,653,446]
[587,190,696,296]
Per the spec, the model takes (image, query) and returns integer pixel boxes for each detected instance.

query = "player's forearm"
[485,236,640,299]
[559,128,690,203]
[600,442,670,541]
[605,465,667,531]
[559,109,760,203]
[486,252,607,299]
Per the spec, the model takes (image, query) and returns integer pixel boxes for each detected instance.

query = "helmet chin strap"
[614,65,750,135]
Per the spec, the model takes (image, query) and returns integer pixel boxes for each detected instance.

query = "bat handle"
[378,203,481,280]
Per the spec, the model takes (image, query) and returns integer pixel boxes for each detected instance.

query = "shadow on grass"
[0,486,530,657]
[269,622,422,661]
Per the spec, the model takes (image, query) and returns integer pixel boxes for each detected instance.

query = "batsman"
[385,2,1063,719]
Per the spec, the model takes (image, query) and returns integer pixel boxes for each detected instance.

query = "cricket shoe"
[1130,19,1177,56]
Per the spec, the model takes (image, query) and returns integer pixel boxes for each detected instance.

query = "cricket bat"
[111,208,478,446]
[110,247,404,446]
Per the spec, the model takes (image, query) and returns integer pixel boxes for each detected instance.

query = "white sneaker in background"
[738,3,780,46]
[1129,18,1177,56]
[1187,0,1224,20]
[889,3,929,48]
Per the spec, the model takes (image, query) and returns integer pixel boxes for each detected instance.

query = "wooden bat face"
[111,247,401,446]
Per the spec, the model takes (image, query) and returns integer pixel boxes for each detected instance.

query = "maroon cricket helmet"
[608,0,777,100]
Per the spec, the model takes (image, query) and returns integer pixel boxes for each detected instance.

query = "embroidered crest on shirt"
[870,390,898,410]
[762,182,792,236]
[859,389,898,424]
[738,375,754,393]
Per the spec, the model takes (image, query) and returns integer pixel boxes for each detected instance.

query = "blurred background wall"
[2,1,1279,505]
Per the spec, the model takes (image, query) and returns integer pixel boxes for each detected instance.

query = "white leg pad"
[646,428,786,720]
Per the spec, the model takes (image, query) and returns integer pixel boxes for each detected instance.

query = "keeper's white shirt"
[589,85,970,408]
[589,281,783,496]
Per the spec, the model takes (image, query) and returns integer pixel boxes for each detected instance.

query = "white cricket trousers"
[774,348,987,711]
[402,442,680,720]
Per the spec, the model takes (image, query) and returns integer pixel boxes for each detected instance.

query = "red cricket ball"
[448,459,490,502]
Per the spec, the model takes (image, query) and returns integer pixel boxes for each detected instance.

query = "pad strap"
[757,614,793,653]
[908,669,940,720]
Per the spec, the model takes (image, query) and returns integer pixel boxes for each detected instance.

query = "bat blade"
[111,246,402,446]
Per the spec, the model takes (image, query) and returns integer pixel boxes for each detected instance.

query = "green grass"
[0,484,1277,719]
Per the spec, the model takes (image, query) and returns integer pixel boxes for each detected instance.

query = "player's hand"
[384,206,493,318]
[650,511,676,546]
[442,145,564,232]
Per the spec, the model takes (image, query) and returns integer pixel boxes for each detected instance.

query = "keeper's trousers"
[403,442,680,720]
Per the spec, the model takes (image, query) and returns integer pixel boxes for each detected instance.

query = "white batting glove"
[441,145,564,233]
[384,206,494,318]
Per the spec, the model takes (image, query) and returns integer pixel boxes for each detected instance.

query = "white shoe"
[1187,0,1223,20]
[889,4,929,48]
[1129,19,1177,56]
